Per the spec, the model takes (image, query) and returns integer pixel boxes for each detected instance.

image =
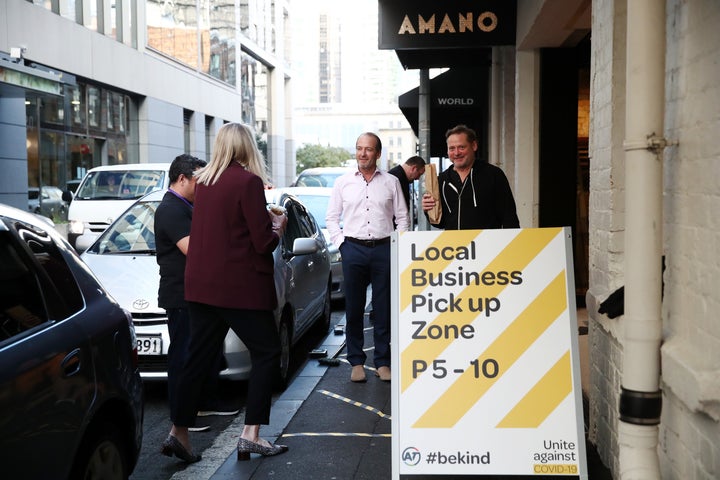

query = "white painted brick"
[588,0,720,477]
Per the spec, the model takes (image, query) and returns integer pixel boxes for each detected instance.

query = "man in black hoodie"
[421,124,519,230]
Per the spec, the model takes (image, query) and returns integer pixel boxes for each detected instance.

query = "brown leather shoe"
[375,366,391,382]
[351,365,367,382]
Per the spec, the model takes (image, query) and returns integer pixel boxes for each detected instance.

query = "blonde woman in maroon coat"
[161,123,288,463]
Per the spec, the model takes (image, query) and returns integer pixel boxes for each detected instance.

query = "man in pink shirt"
[326,132,409,383]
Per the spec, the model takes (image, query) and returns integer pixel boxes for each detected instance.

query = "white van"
[67,163,171,251]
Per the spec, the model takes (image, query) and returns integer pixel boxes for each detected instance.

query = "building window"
[200,0,236,85]
[26,82,137,197]
[145,0,238,86]
[205,116,214,163]
[183,109,192,154]
[146,0,200,69]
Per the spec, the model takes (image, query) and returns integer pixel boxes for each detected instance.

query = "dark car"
[0,203,144,480]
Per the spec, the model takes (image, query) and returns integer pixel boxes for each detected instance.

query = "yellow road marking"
[318,389,391,419]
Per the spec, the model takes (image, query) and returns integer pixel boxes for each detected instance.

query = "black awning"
[399,67,489,158]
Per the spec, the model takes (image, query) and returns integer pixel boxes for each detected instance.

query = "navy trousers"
[340,241,391,369]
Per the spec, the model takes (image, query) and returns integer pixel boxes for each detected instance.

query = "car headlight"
[329,250,342,263]
[69,220,85,234]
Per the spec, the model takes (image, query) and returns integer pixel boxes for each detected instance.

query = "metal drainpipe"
[619,0,666,478]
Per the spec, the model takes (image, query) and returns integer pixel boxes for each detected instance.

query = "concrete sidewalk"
[201,310,612,480]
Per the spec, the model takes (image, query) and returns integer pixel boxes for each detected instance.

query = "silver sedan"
[81,189,331,388]
[270,186,345,301]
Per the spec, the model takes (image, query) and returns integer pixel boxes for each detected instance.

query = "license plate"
[137,335,162,355]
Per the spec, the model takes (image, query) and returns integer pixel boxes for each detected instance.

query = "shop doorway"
[538,37,590,304]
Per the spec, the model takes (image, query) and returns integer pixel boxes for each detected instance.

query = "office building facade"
[0,0,294,211]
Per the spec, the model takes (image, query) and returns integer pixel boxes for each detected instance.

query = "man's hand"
[421,193,436,212]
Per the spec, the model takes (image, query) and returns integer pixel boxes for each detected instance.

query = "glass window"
[16,222,83,319]
[67,84,87,132]
[59,0,77,22]
[282,202,303,254]
[107,0,117,40]
[146,0,199,68]
[295,195,329,229]
[241,53,269,158]
[75,169,166,200]
[201,0,236,85]
[107,137,128,164]
[294,202,316,239]
[88,200,159,254]
[0,232,48,342]
[88,86,101,129]
[0,218,83,343]
[117,94,127,133]
[39,96,65,130]
[106,90,114,131]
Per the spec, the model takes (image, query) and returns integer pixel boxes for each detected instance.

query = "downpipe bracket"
[623,134,677,155]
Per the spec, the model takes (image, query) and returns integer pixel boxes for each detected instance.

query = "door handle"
[61,348,82,377]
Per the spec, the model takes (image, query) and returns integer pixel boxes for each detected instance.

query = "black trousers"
[172,302,280,427]
[166,307,223,415]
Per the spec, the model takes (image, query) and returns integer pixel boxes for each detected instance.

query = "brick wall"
[587,0,627,473]
[589,0,720,478]
[660,0,720,478]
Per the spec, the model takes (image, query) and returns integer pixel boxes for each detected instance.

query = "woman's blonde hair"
[195,123,269,186]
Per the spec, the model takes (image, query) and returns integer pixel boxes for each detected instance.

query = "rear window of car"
[0,218,84,343]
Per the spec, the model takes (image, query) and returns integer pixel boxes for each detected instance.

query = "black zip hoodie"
[430,161,520,230]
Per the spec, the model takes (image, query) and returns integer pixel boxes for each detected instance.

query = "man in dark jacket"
[388,155,426,209]
[388,155,425,228]
[421,124,519,230]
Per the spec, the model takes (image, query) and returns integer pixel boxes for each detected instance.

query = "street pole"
[417,68,431,231]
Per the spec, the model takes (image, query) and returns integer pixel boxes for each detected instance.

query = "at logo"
[402,446,422,466]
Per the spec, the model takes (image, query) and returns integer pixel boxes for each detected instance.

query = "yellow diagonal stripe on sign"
[412,272,566,428]
[400,229,481,311]
[400,228,561,393]
[495,351,572,428]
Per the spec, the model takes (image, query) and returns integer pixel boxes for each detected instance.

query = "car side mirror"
[282,237,319,259]
[62,190,73,203]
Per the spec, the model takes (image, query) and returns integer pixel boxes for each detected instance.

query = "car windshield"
[294,195,329,229]
[75,170,166,200]
[86,200,159,254]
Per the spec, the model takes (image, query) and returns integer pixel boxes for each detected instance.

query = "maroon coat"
[185,163,279,310]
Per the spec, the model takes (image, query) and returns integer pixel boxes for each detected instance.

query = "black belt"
[345,236,390,248]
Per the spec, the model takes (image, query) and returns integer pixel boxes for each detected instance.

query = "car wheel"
[276,319,291,391]
[70,421,127,480]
